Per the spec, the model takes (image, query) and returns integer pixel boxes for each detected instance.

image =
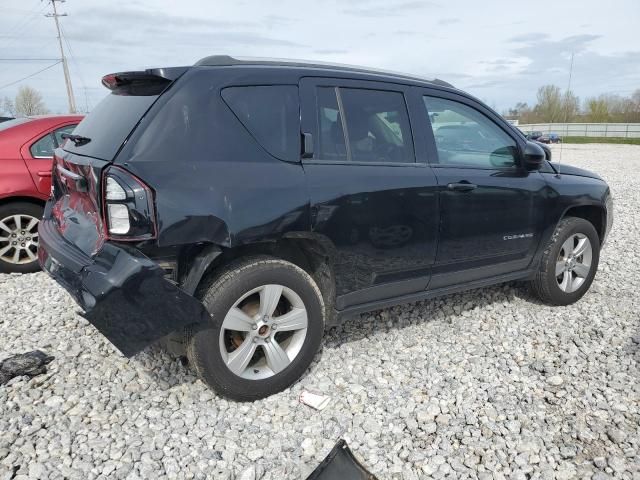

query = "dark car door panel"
[299,77,439,306]
[416,88,547,288]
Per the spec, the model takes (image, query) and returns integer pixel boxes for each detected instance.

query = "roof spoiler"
[101,67,189,94]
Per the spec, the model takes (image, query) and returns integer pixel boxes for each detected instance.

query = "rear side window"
[313,86,414,163]
[316,87,347,161]
[30,125,78,158]
[64,93,159,160]
[53,125,77,146]
[30,134,56,158]
[222,86,299,162]
[340,88,414,163]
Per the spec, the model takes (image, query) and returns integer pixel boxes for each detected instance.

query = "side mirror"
[522,141,545,170]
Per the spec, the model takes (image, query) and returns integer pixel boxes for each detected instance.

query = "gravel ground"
[1,143,639,480]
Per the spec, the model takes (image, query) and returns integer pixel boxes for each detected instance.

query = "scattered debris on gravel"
[0,350,54,386]
[0,144,638,479]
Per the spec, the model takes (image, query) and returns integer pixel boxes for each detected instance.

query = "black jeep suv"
[39,56,613,400]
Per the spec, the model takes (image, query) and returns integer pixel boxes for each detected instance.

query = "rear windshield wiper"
[61,133,91,146]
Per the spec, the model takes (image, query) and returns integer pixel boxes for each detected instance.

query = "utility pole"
[45,0,76,113]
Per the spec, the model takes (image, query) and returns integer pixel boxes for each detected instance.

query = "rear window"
[221,86,299,162]
[64,93,159,160]
[0,118,31,132]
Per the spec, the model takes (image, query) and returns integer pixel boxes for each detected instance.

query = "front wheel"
[187,256,325,401]
[530,217,600,305]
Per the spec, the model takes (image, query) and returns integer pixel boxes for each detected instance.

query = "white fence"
[519,123,640,138]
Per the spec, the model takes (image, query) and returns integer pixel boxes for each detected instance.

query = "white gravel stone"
[1,144,639,479]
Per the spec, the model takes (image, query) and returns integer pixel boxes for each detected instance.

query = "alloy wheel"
[219,284,308,380]
[0,214,40,265]
[555,233,592,293]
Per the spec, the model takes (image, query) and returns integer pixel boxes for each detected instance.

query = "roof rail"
[194,55,454,88]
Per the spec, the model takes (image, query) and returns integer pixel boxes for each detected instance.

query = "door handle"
[37,170,52,178]
[447,182,477,192]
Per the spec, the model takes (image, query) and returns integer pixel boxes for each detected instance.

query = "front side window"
[313,86,414,163]
[423,96,518,168]
[222,85,299,162]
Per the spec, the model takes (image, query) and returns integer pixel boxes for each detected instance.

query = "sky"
[0,0,638,114]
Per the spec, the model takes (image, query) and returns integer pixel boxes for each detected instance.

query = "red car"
[0,115,83,273]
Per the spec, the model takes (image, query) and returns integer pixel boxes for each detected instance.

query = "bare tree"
[585,97,610,122]
[534,85,563,122]
[531,85,579,122]
[14,86,49,117]
[1,96,15,117]
[562,90,580,121]
[508,87,640,124]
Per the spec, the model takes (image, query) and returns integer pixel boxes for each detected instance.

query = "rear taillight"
[102,166,156,240]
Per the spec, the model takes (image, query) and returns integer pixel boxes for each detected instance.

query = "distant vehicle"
[526,131,543,140]
[0,117,14,123]
[517,129,551,160]
[537,134,551,144]
[548,133,561,143]
[0,115,83,272]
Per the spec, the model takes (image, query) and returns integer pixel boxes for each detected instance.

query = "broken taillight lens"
[102,166,156,241]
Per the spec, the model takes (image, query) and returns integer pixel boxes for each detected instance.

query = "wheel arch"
[0,195,46,209]
[189,233,338,327]
[561,203,606,244]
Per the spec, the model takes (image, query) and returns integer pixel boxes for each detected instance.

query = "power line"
[0,58,60,61]
[0,61,61,90]
[0,1,49,51]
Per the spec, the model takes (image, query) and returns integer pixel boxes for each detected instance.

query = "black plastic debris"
[306,439,378,480]
[0,350,54,385]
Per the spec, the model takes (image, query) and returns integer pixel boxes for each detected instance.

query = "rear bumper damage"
[38,216,211,357]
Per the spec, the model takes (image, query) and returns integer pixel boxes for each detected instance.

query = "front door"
[300,77,439,309]
[417,90,547,288]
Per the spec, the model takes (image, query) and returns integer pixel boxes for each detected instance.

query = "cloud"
[313,49,350,55]
[509,32,549,42]
[438,18,460,25]
[479,59,518,65]
[1,0,637,115]
[343,1,439,17]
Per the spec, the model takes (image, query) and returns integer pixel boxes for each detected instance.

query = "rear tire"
[187,256,325,401]
[0,202,43,274]
[530,217,600,305]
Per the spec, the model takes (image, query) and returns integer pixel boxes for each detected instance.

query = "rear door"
[21,123,77,196]
[415,88,547,288]
[300,77,439,309]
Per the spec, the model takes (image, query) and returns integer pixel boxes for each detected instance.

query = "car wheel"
[0,202,43,274]
[530,217,600,306]
[187,256,325,401]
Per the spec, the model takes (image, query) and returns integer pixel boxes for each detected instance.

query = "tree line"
[1,86,49,118]
[504,85,640,124]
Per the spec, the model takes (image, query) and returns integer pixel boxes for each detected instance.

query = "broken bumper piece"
[38,218,211,357]
[306,439,378,480]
